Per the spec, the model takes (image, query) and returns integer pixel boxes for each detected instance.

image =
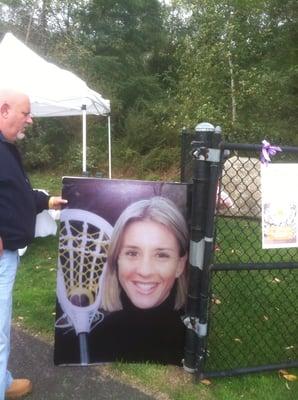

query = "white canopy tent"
[0,32,111,176]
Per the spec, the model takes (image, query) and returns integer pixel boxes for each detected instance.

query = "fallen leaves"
[211,296,221,305]
[278,369,298,383]
[200,379,212,385]
[283,374,298,382]
[278,369,298,390]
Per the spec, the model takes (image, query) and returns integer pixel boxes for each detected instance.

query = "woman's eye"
[156,252,170,259]
[125,250,138,257]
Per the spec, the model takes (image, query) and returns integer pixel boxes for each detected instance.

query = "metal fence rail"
[181,126,298,378]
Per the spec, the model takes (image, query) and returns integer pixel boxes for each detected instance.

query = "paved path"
[9,326,155,400]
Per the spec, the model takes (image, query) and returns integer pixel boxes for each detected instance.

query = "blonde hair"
[100,196,188,312]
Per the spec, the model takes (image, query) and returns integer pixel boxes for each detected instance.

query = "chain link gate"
[181,125,298,378]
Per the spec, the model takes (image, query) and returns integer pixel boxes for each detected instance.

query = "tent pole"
[82,105,87,174]
[108,115,112,179]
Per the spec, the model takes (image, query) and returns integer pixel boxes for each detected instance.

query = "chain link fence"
[181,130,298,377]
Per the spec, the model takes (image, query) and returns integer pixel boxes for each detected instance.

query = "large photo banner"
[54,177,190,366]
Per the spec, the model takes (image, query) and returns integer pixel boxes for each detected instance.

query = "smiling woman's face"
[117,219,186,309]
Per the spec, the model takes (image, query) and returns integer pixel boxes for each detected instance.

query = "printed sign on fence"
[261,164,298,249]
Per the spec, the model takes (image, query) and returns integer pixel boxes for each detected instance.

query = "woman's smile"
[133,280,159,294]
[118,219,186,309]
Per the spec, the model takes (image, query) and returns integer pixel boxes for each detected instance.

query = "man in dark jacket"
[0,89,66,399]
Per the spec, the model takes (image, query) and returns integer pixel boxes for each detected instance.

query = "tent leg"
[108,115,112,179]
[82,106,87,174]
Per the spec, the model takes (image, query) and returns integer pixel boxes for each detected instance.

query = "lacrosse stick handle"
[78,333,90,365]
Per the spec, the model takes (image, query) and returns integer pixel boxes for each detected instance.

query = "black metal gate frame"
[182,128,298,378]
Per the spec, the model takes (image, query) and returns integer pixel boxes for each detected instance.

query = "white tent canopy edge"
[0,32,111,177]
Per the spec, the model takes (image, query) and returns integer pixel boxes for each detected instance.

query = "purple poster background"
[60,176,190,225]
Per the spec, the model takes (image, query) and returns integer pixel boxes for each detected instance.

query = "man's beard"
[16,132,26,140]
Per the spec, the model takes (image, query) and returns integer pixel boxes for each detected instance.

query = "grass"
[206,268,297,370]
[14,235,58,335]
[12,171,298,399]
[215,216,298,264]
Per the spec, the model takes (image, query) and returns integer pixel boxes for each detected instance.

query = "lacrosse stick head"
[56,209,113,335]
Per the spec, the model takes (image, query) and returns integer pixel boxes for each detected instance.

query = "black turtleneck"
[54,286,186,366]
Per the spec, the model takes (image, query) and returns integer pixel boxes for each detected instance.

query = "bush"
[142,146,179,173]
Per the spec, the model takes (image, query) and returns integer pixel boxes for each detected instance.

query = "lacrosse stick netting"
[56,208,113,364]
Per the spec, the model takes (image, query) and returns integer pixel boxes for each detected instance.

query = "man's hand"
[48,196,68,210]
[0,236,3,256]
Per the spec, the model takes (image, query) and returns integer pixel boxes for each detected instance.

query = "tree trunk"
[228,52,237,126]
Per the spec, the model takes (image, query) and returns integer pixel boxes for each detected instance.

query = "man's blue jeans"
[0,250,19,399]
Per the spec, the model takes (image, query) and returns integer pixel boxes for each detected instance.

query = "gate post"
[183,123,222,375]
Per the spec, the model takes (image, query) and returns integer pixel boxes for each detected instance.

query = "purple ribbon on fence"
[260,140,282,165]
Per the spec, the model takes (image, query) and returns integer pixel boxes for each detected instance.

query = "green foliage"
[122,108,161,154]
[1,0,297,174]
[111,102,181,176]
[167,0,298,144]
[53,120,110,175]
[142,146,180,173]
[77,0,168,107]
[19,123,55,169]
[19,118,78,171]
[28,171,62,194]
